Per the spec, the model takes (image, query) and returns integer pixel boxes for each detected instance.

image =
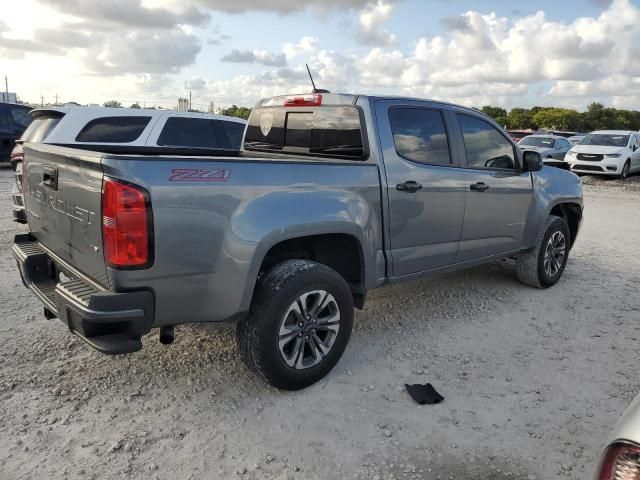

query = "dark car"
[0,102,32,165]
[508,129,539,143]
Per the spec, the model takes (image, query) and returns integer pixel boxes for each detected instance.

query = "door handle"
[470,182,489,192]
[396,181,422,193]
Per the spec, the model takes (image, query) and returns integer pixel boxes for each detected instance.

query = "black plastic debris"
[405,383,444,405]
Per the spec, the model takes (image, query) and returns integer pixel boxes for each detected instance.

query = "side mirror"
[523,150,543,172]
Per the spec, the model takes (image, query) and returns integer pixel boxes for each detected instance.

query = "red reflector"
[102,178,152,268]
[597,442,640,480]
[284,94,322,107]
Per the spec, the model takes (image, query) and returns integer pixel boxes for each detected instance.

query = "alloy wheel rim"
[277,290,341,370]
[543,231,566,277]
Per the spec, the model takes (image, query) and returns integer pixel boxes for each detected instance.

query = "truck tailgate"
[23,144,108,287]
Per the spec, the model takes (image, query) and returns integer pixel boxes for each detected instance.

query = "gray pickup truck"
[13,92,583,390]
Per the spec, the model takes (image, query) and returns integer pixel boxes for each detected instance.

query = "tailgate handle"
[43,166,58,190]
[42,165,58,190]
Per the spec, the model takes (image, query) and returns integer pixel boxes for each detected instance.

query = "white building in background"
[177,98,189,112]
[1,92,17,103]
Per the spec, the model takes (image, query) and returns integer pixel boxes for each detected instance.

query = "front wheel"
[619,160,631,179]
[516,215,570,288]
[236,260,354,390]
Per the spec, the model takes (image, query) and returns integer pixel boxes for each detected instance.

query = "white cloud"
[85,30,202,74]
[194,0,388,13]
[357,1,396,46]
[186,0,640,109]
[283,36,319,60]
[221,49,287,67]
[37,0,209,29]
[185,76,207,90]
[5,0,640,111]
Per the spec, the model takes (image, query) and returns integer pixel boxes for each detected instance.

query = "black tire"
[236,259,354,390]
[516,215,570,288]
[619,160,631,179]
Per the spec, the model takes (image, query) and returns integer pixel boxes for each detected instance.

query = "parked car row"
[9,106,246,222]
[514,129,640,179]
[0,102,32,166]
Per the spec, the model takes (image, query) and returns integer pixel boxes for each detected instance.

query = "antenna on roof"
[305,63,330,94]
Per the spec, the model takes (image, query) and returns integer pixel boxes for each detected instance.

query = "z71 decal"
[169,168,231,182]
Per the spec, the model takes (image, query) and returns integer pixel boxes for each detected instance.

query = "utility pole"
[189,90,192,111]
[41,95,44,106]
[4,75,8,103]
[55,94,58,105]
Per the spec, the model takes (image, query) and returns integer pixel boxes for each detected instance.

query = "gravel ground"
[0,168,639,480]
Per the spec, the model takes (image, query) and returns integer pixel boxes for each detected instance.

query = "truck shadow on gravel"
[362,451,536,480]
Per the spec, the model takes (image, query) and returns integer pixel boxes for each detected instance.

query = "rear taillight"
[10,145,23,170]
[284,94,322,107]
[102,177,152,268]
[597,442,640,480]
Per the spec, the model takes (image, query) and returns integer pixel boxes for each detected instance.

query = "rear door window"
[75,116,151,143]
[388,107,451,166]
[157,117,220,148]
[457,114,517,170]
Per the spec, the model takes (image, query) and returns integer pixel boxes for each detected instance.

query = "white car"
[593,393,640,479]
[565,130,640,179]
[11,106,247,222]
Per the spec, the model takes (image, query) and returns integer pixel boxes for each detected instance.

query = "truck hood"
[570,145,626,155]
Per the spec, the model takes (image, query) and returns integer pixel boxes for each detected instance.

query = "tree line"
[480,103,640,133]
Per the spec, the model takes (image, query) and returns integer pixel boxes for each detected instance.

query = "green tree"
[532,108,581,131]
[584,102,616,131]
[129,103,141,109]
[103,100,122,108]
[507,108,534,129]
[220,105,252,120]
[480,106,508,127]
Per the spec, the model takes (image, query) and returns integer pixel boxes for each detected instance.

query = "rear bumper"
[13,234,154,354]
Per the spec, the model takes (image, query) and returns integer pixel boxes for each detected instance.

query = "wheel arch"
[240,226,372,312]
[548,202,582,249]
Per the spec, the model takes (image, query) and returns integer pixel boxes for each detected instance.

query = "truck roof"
[257,92,498,125]
[29,106,246,124]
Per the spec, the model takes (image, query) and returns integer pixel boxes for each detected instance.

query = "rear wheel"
[517,215,570,288]
[236,259,354,390]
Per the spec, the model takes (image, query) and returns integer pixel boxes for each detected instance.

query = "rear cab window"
[244,98,366,160]
[75,116,151,143]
